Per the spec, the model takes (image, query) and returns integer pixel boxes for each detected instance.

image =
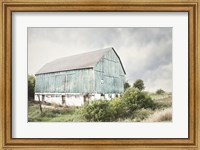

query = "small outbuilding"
[35,47,126,106]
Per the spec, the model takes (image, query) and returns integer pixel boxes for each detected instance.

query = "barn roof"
[36,47,126,75]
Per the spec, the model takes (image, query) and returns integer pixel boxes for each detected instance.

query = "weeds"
[143,108,172,122]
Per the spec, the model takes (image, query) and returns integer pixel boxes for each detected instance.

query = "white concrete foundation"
[65,95,84,106]
[94,94,101,100]
[35,94,63,105]
[34,93,120,106]
[105,94,112,100]
[35,94,84,106]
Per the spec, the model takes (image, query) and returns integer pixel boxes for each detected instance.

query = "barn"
[34,47,126,106]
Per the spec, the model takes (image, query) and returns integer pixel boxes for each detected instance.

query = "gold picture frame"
[0,0,199,149]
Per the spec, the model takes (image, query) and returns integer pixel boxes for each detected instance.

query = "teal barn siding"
[35,47,126,95]
[35,68,94,93]
[94,49,125,94]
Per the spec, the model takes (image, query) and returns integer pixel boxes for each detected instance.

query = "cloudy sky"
[28,28,172,92]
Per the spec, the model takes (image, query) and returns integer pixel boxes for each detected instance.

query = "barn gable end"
[94,48,125,94]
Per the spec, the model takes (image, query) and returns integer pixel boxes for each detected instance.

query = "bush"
[136,94,156,110]
[122,87,156,114]
[81,88,156,122]
[82,100,113,122]
[109,97,126,119]
[122,88,139,113]
[156,89,165,95]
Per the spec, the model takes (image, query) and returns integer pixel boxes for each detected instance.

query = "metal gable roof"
[36,47,112,75]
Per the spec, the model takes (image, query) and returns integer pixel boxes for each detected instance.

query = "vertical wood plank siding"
[35,49,125,94]
[94,50,125,94]
[35,69,94,93]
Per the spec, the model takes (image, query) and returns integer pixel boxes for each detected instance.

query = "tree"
[124,81,131,91]
[28,75,35,100]
[156,89,165,95]
[133,79,145,91]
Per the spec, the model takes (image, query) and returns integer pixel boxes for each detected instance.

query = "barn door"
[55,75,65,93]
[65,74,74,93]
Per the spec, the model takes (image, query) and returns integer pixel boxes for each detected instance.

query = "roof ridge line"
[36,47,113,75]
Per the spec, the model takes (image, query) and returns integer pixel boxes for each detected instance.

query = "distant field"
[28,93,172,122]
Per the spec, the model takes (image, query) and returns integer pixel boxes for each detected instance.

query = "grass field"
[28,102,86,122]
[28,93,172,122]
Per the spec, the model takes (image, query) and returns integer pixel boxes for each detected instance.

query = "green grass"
[132,108,154,122]
[28,94,172,122]
[149,93,171,100]
[28,101,86,122]
[153,96,172,109]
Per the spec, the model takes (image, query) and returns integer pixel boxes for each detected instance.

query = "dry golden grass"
[143,108,172,122]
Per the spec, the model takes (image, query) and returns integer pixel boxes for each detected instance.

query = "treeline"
[125,79,167,95]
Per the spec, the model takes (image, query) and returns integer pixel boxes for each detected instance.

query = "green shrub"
[82,100,113,122]
[81,88,156,122]
[122,87,140,113]
[109,97,126,119]
[156,89,165,95]
[82,88,157,122]
[122,87,156,114]
[135,94,156,110]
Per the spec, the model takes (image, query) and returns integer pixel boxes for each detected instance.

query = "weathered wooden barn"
[35,47,126,106]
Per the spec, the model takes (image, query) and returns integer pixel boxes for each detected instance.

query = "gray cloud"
[28,27,172,92]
